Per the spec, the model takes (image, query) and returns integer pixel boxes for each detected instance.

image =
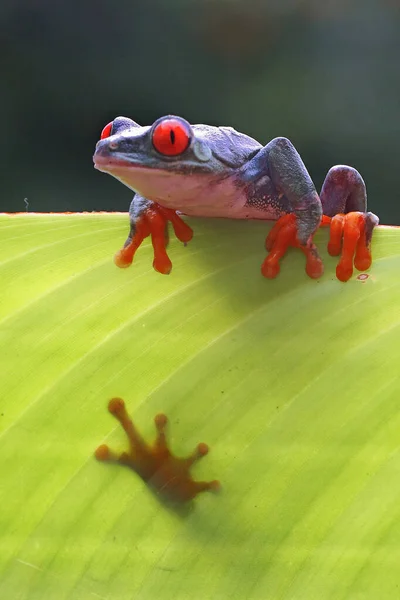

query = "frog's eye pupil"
[152,118,191,156]
[100,122,113,140]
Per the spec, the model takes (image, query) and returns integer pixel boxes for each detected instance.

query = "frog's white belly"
[112,166,282,221]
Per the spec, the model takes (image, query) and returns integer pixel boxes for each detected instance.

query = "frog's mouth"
[93,145,174,174]
[93,153,142,172]
[93,155,160,192]
[93,151,178,196]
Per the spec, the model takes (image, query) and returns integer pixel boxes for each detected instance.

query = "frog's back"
[192,124,262,169]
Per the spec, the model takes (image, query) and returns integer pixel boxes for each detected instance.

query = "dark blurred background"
[1,0,399,224]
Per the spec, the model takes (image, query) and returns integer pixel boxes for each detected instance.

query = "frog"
[93,115,379,282]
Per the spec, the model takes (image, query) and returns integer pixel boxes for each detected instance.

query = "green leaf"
[1,213,400,600]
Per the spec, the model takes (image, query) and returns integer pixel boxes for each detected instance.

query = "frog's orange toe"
[336,260,354,282]
[327,214,345,256]
[263,214,323,279]
[197,442,209,457]
[327,211,375,281]
[153,254,172,275]
[261,256,281,279]
[174,221,194,244]
[108,397,125,415]
[354,246,372,272]
[158,206,194,244]
[209,480,221,492]
[114,248,133,268]
[265,214,293,252]
[262,216,296,278]
[95,444,111,461]
[305,252,324,279]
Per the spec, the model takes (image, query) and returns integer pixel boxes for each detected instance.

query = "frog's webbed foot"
[262,214,324,279]
[262,165,379,282]
[114,196,193,274]
[262,211,379,282]
[95,398,220,503]
[323,211,379,282]
[320,165,379,281]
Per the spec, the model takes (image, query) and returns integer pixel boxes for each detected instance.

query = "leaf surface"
[1,213,399,600]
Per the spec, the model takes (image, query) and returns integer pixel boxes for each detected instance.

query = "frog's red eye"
[152,119,191,156]
[100,122,113,139]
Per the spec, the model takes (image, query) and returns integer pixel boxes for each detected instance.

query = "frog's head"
[93,115,220,198]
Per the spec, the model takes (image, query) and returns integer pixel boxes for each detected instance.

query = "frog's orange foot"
[325,211,379,282]
[262,214,323,280]
[114,205,193,274]
[95,398,220,503]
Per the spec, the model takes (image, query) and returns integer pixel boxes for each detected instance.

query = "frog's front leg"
[256,137,324,279]
[319,166,379,281]
[114,194,193,274]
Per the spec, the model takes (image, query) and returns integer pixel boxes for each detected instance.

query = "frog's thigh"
[320,165,367,217]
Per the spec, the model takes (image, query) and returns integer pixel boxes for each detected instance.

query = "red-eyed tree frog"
[93,115,379,282]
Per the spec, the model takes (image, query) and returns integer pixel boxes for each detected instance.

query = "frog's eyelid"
[112,116,141,134]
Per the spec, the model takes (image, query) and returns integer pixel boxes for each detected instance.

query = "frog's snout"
[95,135,135,157]
[94,138,104,154]
[93,138,118,165]
[95,138,114,154]
[93,138,114,168]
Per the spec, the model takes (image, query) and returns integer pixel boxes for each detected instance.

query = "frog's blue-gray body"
[94,115,377,249]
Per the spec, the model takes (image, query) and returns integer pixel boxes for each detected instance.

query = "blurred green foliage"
[1,0,400,223]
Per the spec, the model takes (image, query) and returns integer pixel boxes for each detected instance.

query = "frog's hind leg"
[259,136,325,280]
[320,166,379,281]
[320,165,367,216]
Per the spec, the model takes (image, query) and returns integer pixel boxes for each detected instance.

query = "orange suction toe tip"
[114,250,133,268]
[108,397,125,414]
[306,260,324,279]
[336,263,353,282]
[261,259,280,279]
[153,259,172,275]
[210,480,221,492]
[354,256,372,271]
[179,228,194,244]
[95,444,110,461]
[197,443,209,456]
[354,248,372,272]
[154,413,168,428]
